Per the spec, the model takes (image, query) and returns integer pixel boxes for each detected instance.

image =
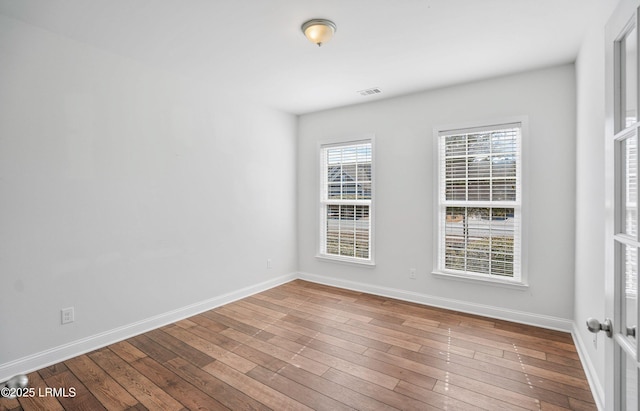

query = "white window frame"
[433,118,528,288]
[317,137,375,266]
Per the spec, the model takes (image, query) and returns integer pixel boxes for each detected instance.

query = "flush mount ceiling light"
[301,19,337,47]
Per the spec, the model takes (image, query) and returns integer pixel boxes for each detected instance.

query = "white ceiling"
[0,0,607,114]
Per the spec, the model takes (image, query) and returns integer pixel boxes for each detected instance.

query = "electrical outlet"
[61,307,74,325]
[409,268,416,279]
[267,259,272,269]
[593,334,597,349]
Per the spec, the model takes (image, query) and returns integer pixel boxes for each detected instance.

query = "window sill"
[316,254,376,267]
[432,270,529,290]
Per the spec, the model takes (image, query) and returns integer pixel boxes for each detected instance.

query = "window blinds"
[438,124,521,279]
[320,141,372,261]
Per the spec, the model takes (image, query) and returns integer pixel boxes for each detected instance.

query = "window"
[436,122,522,283]
[319,140,373,264]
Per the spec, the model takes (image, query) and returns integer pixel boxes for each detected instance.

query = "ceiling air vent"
[358,87,382,96]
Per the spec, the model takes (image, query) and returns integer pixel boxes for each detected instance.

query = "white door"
[604,0,640,409]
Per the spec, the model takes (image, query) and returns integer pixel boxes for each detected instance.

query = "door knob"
[586,317,613,338]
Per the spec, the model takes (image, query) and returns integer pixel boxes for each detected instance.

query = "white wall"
[573,0,621,406]
[0,15,297,377]
[298,65,577,327]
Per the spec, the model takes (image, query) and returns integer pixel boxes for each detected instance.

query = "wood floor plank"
[88,348,185,410]
[233,299,289,321]
[203,311,276,341]
[394,380,481,411]
[369,317,505,358]
[265,312,370,354]
[15,371,64,411]
[162,324,257,373]
[568,397,598,410]
[400,339,590,402]
[64,354,139,410]
[220,328,331,376]
[247,365,353,411]
[127,334,178,364]
[185,313,229,333]
[322,367,439,410]
[108,341,147,364]
[247,295,313,320]
[146,328,215,368]
[130,356,228,411]
[41,369,106,411]
[308,315,423,351]
[405,319,548,359]
[502,350,588,378]
[284,280,361,303]
[164,358,268,411]
[36,363,69,380]
[267,335,400,390]
[283,296,375,323]
[540,402,573,411]
[448,323,579,360]
[280,311,393,351]
[547,352,585,369]
[215,304,302,342]
[9,280,596,410]
[431,380,532,411]
[254,294,353,324]
[473,350,591,390]
[202,360,312,411]
[0,395,20,411]
[276,361,398,411]
[293,334,438,390]
[375,345,575,408]
[182,323,288,373]
[495,320,575,344]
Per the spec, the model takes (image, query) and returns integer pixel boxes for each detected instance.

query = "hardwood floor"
[1,280,596,410]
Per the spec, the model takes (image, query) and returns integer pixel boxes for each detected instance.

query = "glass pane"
[355,205,369,258]
[328,184,341,199]
[326,205,340,255]
[446,180,466,201]
[491,129,518,154]
[468,180,490,201]
[325,205,370,259]
[342,163,356,182]
[446,157,467,179]
[624,244,638,344]
[444,207,466,271]
[357,163,371,182]
[492,179,517,201]
[623,26,638,128]
[327,164,341,183]
[468,133,490,155]
[443,207,515,277]
[622,350,638,411]
[622,135,638,236]
[342,183,357,199]
[468,155,490,178]
[491,155,516,177]
[341,146,357,163]
[445,135,466,156]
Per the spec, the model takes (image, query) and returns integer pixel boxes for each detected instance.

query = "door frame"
[605,0,640,409]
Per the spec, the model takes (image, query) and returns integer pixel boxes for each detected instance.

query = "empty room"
[0,0,637,410]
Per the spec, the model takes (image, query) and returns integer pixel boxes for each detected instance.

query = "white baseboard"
[571,323,604,411]
[297,271,574,332]
[0,273,297,382]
